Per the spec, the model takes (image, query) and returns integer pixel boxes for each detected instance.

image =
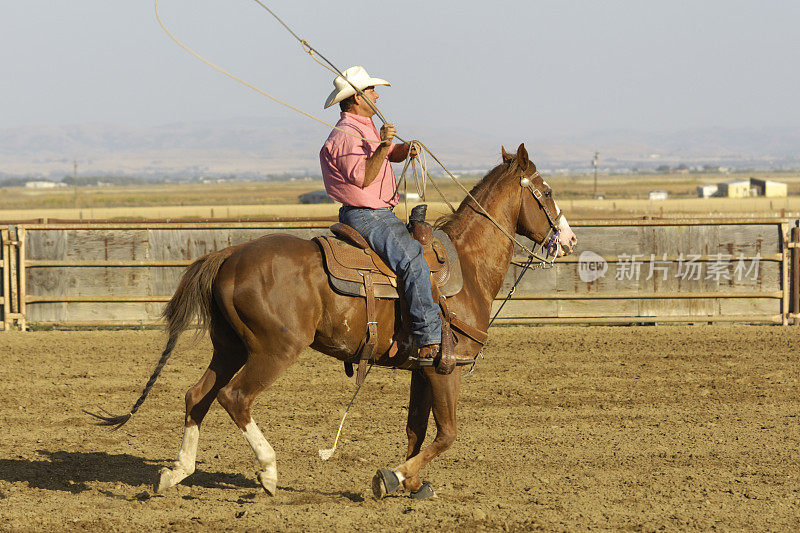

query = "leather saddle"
[315,223,463,299]
[314,208,476,384]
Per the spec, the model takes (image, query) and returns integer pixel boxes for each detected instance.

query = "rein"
[466,253,541,375]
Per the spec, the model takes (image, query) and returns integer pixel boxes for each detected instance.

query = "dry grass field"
[2,171,799,222]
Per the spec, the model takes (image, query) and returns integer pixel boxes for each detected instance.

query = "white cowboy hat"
[324,66,390,109]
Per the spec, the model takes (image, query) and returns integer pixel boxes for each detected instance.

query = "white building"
[25,181,66,189]
[699,177,787,199]
[717,180,751,198]
[697,184,719,198]
[750,178,788,198]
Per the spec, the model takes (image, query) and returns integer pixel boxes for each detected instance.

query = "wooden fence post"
[1,229,9,331]
[782,222,789,326]
[8,226,19,326]
[792,221,799,326]
[18,227,26,331]
[1,225,26,331]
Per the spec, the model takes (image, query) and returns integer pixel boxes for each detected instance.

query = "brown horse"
[90,143,577,499]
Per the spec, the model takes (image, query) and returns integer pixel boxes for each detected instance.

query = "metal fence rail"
[2,217,798,329]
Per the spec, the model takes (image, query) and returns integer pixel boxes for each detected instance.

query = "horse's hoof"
[155,467,175,493]
[257,471,277,496]
[409,481,436,500]
[371,468,401,500]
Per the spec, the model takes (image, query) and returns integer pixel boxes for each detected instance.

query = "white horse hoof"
[156,467,177,493]
[257,471,277,496]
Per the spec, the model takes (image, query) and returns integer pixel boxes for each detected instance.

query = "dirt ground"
[1,326,799,531]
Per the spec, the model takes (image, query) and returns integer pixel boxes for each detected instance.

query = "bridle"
[518,169,564,265]
[466,167,566,376]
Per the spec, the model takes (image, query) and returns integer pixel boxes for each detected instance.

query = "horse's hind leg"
[217,343,300,496]
[156,347,244,492]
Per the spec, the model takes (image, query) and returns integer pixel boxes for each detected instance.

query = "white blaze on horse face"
[242,420,278,492]
[555,201,577,256]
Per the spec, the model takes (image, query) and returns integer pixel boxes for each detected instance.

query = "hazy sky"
[3,1,798,142]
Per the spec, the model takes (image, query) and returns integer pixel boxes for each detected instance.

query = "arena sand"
[1,326,799,531]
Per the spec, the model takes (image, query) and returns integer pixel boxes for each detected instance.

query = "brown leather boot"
[417,344,440,360]
[434,325,455,375]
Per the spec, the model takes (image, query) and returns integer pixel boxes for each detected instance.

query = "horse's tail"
[86,246,238,429]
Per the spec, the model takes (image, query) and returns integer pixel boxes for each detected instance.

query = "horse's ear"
[516,143,529,171]
[501,145,514,163]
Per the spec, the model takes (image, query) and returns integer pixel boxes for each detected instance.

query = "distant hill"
[0,118,797,179]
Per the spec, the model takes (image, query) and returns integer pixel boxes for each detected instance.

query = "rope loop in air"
[154,0,557,262]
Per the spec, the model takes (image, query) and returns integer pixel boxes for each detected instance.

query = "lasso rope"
[153,0,557,260]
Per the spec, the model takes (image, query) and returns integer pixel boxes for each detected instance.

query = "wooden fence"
[2,217,799,330]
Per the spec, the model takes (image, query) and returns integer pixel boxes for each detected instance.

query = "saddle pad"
[316,229,463,299]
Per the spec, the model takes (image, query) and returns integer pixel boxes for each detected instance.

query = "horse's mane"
[434,160,513,232]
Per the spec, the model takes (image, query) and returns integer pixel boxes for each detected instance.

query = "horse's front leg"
[402,369,433,491]
[372,367,461,498]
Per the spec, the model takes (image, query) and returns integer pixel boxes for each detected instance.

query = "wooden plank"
[506,291,783,299]
[27,295,172,303]
[556,298,639,318]
[24,229,66,260]
[26,302,159,323]
[717,224,781,256]
[147,229,227,261]
[643,225,704,317]
[19,221,335,230]
[147,229,232,299]
[24,302,65,324]
[31,320,166,327]
[544,254,782,263]
[44,229,150,261]
[16,218,789,230]
[26,267,156,297]
[491,299,558,319]
[26,260,190,267]
[493,315,783,325]
[25,291,782,303]
[25,320,201,329]
[571,219,788,227]
[719,297,782,318]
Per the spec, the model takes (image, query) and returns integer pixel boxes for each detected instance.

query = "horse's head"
[502,143,577,257]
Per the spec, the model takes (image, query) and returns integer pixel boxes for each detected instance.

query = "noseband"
[519,170,564,264]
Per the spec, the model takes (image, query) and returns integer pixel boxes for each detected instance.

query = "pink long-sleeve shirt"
[319,112,400,209]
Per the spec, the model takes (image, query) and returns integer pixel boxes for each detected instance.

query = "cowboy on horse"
[319,66,444,366]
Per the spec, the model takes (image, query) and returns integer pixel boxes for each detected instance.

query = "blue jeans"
[339,206,441,347]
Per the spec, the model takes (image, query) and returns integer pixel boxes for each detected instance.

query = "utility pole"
[73,158,78,209]
[592,151,599,199]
